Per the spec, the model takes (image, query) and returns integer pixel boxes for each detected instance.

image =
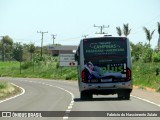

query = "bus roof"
[82,36,127,41]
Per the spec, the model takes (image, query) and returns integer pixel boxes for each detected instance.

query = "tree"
[0,35,13,61]
[28,43,35,60]
[157,22,160,50]
[123,23,131,37]
[142,43,153,63]
[13,43,23,62]
[116,27,122,36]
[143,27,155,46]
[130,42,144,61]
[1,36,13,45]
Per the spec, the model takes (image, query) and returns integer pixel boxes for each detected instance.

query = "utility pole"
[82,35,88,38]
[51,34,56,45]
[37,31,48,57]
[94,24,109,34]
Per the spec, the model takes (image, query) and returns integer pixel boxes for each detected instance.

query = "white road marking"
[63,116,69,120]
[68,106,72,109]
[131,95,160,107]
[46,84,74,120]
[71,102,74,105]
[65,110,71,113]
[0,83,25,104]
[28,82,75,120]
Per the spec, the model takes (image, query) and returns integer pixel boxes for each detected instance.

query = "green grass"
[0,61,20,77]
[0,61,78,80]
[0,60,160,92]
[0,81,8,89]
[132,61,160,92]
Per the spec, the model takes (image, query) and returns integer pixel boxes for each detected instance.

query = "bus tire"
[118,91,130,100]
[80,91,87,100]
[124,91,130,100]
[118,92,124,99]
[80,91,92,100]
[87,93,93,99]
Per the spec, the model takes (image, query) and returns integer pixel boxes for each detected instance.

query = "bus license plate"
[91,79,99,82]
[101,78,112,82]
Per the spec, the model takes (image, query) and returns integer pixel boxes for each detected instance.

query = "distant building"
[48,45,78,56]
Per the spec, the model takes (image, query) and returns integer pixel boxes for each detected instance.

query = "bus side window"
[75,47,80,65]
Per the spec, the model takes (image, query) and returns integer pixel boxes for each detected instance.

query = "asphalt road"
[0,78,160,120]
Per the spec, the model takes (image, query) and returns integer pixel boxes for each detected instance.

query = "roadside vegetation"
[0,56,77,80]
[0,81,21,100]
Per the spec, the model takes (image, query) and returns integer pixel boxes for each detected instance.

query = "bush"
[21,61,33,69]
[65,75,72,80]
[56,62,60,69]
[132,57,139,63]
[65,70,77,80]
[142,47,153,63]
[152,52,160,62]
[0,82,8,89]
[130,42,143,62]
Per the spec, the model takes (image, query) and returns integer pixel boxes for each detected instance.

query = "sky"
[0,0,160,48]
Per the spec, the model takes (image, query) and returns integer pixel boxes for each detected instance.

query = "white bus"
[75,36,132,100]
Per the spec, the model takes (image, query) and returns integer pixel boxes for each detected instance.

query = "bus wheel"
[80,91,92,100]
[118,91,130,100]
[87,93,93,99]
[118,92,124,100]
[124,92,130,100]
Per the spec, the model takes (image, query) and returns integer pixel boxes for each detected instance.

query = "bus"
[75,36,132,100]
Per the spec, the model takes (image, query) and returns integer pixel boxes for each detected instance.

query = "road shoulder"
[132,86,160,106]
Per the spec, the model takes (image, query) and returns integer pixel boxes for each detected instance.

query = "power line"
[57,36,82,41]
[94,24,109,34]
[37,31,48,57]
[143,14,160,27]
[131,14,160,35]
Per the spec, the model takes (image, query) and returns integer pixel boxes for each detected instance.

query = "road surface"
[0,78,159,120]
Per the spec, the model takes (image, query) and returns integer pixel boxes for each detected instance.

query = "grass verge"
[132,61,160,92]
[0,81,22,100]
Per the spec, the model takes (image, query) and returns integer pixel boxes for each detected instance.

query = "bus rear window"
[83,37,127,58]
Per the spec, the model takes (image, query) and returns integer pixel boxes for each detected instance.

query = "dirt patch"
[145,87,156,92]
[133,85,156,92]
